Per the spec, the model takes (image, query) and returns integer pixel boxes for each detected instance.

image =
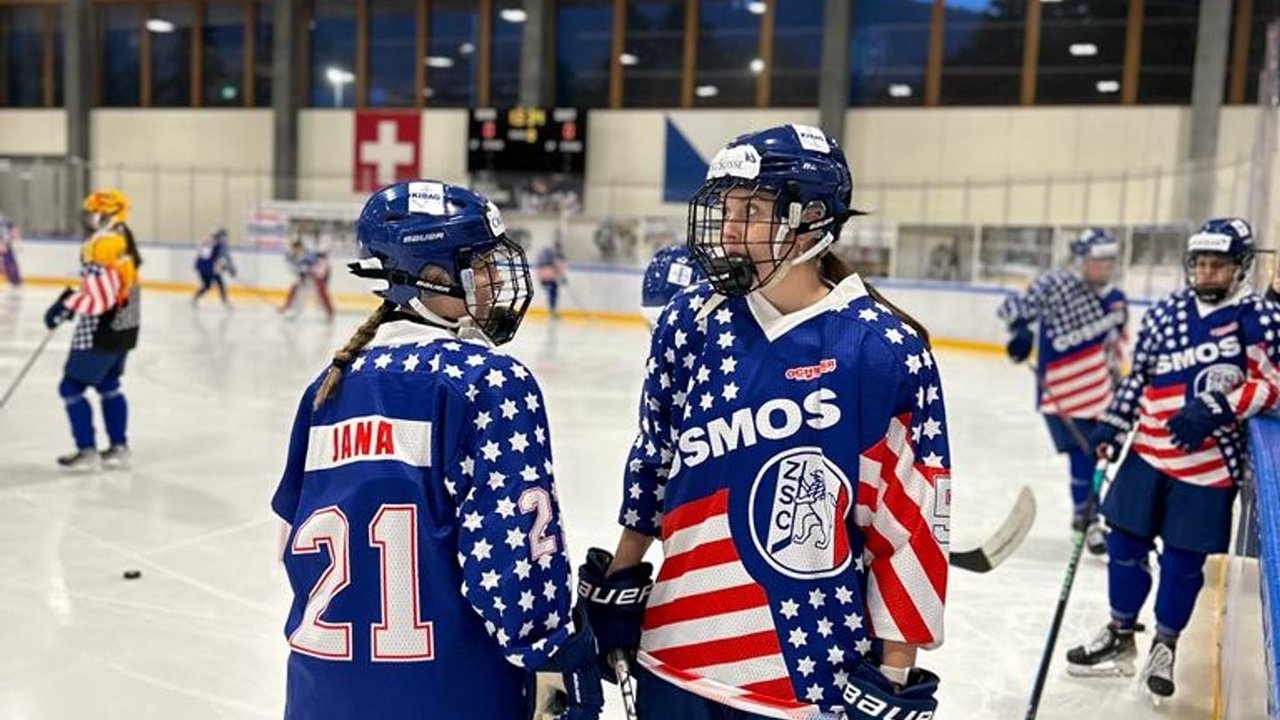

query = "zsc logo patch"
[748,447,853,580]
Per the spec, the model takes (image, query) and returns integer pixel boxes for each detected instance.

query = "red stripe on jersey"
[661,489,728,540]
[1234,383,1258,415]
[1144,384,1185,400]
[659,538,739,581]
[740,677,796,701]
[1046,342,1104,371]
[1047,352,1105,386]
[647,629,782,670]
[643,583,770,630]
[880,465,947,600]
[862,525,934,643]
[1131,442,1215,459]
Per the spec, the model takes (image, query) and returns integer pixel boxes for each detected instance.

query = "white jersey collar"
[365,319,491,350]
[1194,284,1251,319]
[746,273,868,342]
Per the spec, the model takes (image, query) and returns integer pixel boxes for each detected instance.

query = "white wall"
[0,110,66,155]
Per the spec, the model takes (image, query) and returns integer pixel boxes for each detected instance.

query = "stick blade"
[949,485,1037,573]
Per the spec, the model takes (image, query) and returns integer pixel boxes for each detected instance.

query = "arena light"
[1069,43,1098,57]
[619,53,638,66]
[1095,80,1120,93]
[749,58,765,74]
[459,42,475,55]
[499,8,527,23]
[747,1,767,14]
[888,83,913,98]
[695,85,719,98]
[326,67,354,84]
[145,18,175,33]
[425,56,455,68]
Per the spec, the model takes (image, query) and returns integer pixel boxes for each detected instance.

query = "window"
[978,226,1053,285]
[1137,0,1200,104]
[491,0,525,106]
[622,0,685,107]
[555,0,611,107]
[940,0,1025,105]
[254,0,272,106]
[4,7,44,107]
[693,0,761,106]
[101,4,142,106]
[309,0,356,107]
[203,2,245,106]
[51,8,63,105]
[150,3,193,106]
[1241,0,1272,104]
[1036,0,1127,104]
[851,0,931,106]
[771,0,822,107]
[368,0,416,106]
[426,0,479,107]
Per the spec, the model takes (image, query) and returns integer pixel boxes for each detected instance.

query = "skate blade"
[1066,660,1136,678]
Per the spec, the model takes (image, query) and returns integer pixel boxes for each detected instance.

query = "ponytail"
[313,301,395,409]
[819,253,931,348]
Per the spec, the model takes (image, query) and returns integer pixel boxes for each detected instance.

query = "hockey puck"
[122,569,142,580]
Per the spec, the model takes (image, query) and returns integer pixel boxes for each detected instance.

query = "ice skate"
[1084,521,1108,556]
[100,444,131,469]
[56,448,99,471]
[1065,623,1137,677]
[1138,636,1176,704]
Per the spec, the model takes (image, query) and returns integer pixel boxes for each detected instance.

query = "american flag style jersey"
[998,268,1128,418]
[271,320,573,720]
[1100,288,1280,488]
[621,275,951,717]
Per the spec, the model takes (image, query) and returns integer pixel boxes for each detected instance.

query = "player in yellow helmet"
[43,188,143,470]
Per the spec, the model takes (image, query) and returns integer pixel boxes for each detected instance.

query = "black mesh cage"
[462,236,533,345]
[686,177,794,297]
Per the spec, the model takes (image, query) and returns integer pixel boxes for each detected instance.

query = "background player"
[1066,217,1280,701]
[639,241,704,328]
[43,189,142,469]
[998,228,1128,554]
[535,239,569,318]
[192,226,235,307]
[579,125,949,719]
[271,179,602,720]
[0,213,22,286]
[279,236,334,321]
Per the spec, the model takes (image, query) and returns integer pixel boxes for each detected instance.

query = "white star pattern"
[808,588,826,609]
[374,353,392,369]
[402,354,420,371]
[797,656,816,677]
[352,355,367,371]
[722,382,739,401]
[788,627,809,648]
[720,356,737,374]
[485,368,506,388]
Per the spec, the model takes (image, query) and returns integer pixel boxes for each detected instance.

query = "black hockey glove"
[836,661,939,720]
[1166,391,1234,451]
[528,605,605,720]
[576,547,653,683]
[1005,321,1033,363]
[1087,418,1127,461]
[43,288,74,330]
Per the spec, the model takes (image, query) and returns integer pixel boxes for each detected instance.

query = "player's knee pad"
[58,378,86,403]
[1106,528,1152,568]
[97,375,121,398]
[1159,545,1206,583]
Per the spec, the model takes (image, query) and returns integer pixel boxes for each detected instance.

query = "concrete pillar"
[63,0,91,229]
[818,0,851,142]
[1184,0,1233,224]
[519,0,552,106]
[272,0,300,200]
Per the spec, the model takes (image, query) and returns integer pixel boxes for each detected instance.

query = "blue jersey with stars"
[271,319,572,720]
[621,276,952,718]
[1101,288,1280,488]
[642,244,705,309]
[998,268,1128,418]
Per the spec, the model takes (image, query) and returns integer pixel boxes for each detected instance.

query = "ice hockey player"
[279,236,334,321]
[640,242,704,328]
[44,189,142,469]
[1066,217,1280,701]
[0,213,22,286]
[579,125,949,719]
[535,239,569,318]
[192,227,235,307]
[998,228,1128,554]
[271,180,602,720]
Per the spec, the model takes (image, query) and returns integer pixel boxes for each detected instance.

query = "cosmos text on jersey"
[671,388,840,473]
[1153,336,1241,375]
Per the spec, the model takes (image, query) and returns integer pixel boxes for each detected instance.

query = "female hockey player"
[1067,218,1280,701]
[578,125,949,720]
[279,235,335,321]
[535,239,569,318]
[44,188,141,469]
[271,180,602,720]
[640,241,704,328]
[998,229,1128,554]
[0,213,22,286]
[192,227,235,307]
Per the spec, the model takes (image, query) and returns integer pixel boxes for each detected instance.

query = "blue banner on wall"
[663,118,709,204]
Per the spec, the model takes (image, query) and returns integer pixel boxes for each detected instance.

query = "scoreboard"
[467,107,587,174]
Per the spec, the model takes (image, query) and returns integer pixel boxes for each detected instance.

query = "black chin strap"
[347,260,467,299]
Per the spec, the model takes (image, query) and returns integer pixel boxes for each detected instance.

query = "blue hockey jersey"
[998,269,1128,418]
[642,244,705,310]
[621,276,951,718]
[1102,288,1280,488]
[271,319,573,720]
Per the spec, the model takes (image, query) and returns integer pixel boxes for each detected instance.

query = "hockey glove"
[1087,418,1128,461]
[1005,322,1034,364]
[44,288,74,330]
[528,604,605,720]
[1166,391,1234,451]
[837,661,939,720]
[576,547,653,683]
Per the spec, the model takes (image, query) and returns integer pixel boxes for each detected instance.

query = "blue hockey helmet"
[687,124,859,296]
[349,180,533,345]
[1069,227,1120,260]
[1185,217,1254,304]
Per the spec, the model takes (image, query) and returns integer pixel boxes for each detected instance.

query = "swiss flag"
[353,111,421,193]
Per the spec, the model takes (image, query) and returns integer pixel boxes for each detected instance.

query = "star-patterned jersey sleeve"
[444,351,573,672]
[618,285,713,537]
[996,275,1045,328]
[1100,302,1163,433]
[1224,297,1280,419]
[270,379,319,525]
[854,329,951,648]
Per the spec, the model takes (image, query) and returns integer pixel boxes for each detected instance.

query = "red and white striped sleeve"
[64,265,123,317]
[1226,302,1280,419]
[855,336,951,649]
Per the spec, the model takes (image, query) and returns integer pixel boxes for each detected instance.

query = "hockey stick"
[1028,365,1092,456]
[1023,462,1107,720]
[0,326,57,410]
[609,650,638,720]
[949,485,1037,573]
